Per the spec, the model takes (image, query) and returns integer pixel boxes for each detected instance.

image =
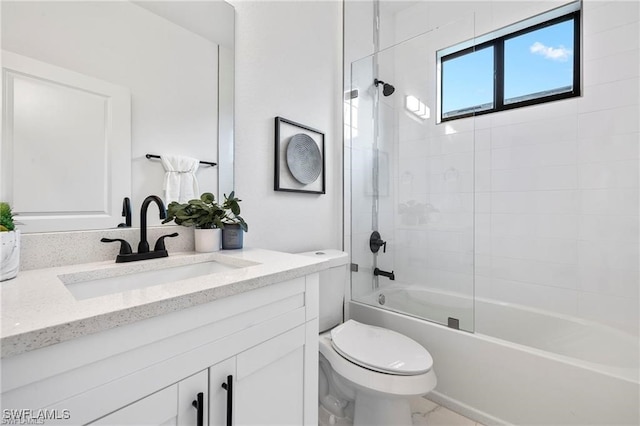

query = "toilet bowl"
[319,320,436,426]
[298,250,437,426]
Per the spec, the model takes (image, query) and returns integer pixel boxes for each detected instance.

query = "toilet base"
[319,404,353,426]
[353,390,412,426]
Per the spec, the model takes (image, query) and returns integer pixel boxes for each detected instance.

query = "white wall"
[230,0,343,252]
[2,1,219,227]
[345,0,639,335]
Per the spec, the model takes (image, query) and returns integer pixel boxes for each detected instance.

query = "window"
[438,3,580,122]
[442,45,494,118]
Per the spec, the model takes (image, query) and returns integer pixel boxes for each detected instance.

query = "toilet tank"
[297,250,349,332]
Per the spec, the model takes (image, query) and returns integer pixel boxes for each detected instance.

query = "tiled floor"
[410,397,484,426]
[319,396,485,426]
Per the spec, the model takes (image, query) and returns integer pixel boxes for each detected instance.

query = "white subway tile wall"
[470,0,639,334]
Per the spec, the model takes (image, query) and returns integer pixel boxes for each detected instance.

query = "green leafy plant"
[0,202,16,232]
[162,192,225,229]
[222,191,248,232]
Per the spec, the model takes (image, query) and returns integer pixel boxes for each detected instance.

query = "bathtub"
[350,287,639,425]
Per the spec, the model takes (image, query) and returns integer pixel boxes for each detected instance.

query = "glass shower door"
[349,23,476,332]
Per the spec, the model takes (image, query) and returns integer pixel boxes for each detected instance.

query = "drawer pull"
[221,375,233,426]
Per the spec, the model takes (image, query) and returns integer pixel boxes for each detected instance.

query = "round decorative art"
[286,133,322,184]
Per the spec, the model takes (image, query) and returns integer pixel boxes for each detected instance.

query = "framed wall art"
[274,116,325,194]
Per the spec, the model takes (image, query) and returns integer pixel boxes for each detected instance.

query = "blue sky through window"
[441,17,575,118]
[442,46,494,115]
[505,20,574,102]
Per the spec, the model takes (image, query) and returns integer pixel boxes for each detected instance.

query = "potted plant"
[1,202,20,281]
[162,192,225,252]
[221,191,248,250]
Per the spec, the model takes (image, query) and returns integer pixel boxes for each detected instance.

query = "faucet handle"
[154,232,179,252]
[101,237,133,255]
[369,231,387,254]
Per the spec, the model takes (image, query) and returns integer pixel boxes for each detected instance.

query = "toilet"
[299,250,437,426]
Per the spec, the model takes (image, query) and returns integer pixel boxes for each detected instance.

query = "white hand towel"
[161,155,200,204]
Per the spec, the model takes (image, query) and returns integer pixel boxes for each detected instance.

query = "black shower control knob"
[369,231,387,253]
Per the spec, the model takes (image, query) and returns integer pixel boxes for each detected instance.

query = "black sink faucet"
[102,194,178,263]
[139,195,166,253]
[117,197,132,228]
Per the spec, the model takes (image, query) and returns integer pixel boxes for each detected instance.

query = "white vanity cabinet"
[209,324,309,426]
[1,273,320,426]
[90,371,208,426]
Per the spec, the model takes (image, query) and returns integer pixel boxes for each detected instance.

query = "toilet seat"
[330,320,433,376]
[319,332,437,397]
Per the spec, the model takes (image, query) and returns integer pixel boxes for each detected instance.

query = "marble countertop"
[1,248,334,358]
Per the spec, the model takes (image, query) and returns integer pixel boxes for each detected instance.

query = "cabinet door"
[91,371,207,426]
[234,326,306,426]
[90,384,178,426]
[178,371,209,426]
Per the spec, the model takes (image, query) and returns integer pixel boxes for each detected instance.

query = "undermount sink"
[60,260,242,301]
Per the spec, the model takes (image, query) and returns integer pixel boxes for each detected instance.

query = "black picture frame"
[274,116,326,194]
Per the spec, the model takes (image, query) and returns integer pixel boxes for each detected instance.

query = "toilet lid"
[330,320,433,376]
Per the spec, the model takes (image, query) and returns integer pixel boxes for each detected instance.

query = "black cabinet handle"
[221,375,233,426]
[192,392,204,426]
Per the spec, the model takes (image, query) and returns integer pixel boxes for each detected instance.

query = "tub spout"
[374,268,395,281]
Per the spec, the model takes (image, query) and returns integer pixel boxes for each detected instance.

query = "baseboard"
[426,391,511,426]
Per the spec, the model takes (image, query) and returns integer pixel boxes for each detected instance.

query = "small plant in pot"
[221,191,248,250]
[0,202,20,281]
[162,192,225,252]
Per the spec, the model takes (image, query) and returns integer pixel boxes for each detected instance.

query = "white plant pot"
[194,228,221,253]
[1,230,20,281]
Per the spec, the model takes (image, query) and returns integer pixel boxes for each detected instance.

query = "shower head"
[374,78,395,96]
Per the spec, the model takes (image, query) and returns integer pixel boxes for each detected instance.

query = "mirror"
[1,0,234,232]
